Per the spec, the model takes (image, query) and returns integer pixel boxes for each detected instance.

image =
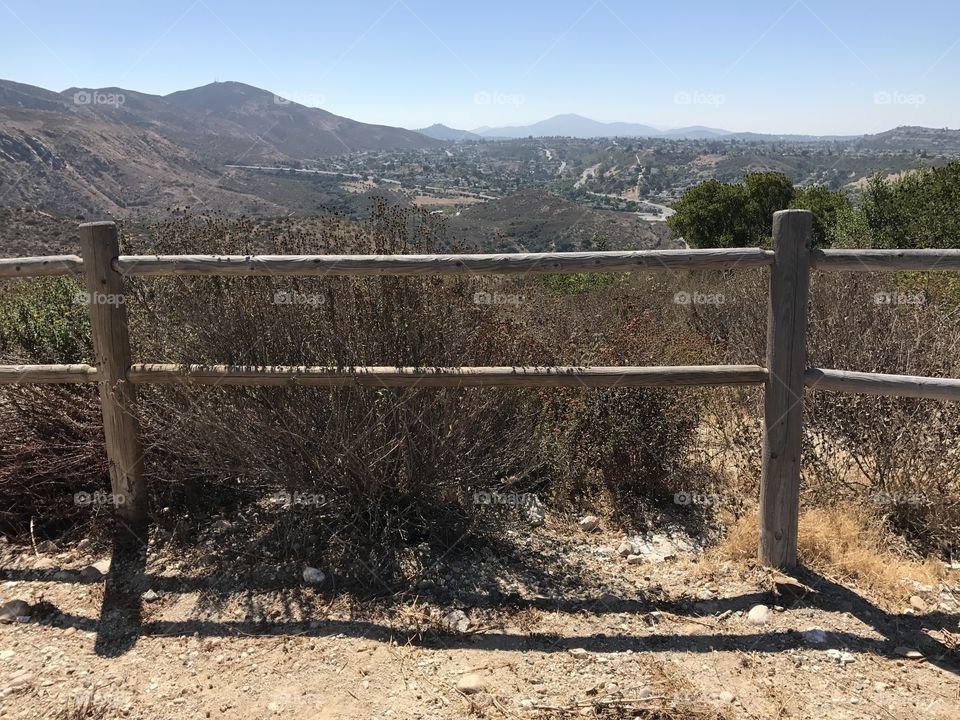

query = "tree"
[667,180,751,248]
[790,185,851,247]
[744,172,794,241]
[669,173,848,248]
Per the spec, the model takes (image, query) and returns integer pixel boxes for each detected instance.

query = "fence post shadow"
[93,519,148,657]
[780,564,960,675]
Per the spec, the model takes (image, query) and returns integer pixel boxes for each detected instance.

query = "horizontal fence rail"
[0,363,99,383]
[3,212,960,568]
[10,248,960,279]
[124,364,768,388]
[0,363,767,388]
[806,367,960,401]
[0,254,84,278]
[113,248,774,277]
[812,248,960,271]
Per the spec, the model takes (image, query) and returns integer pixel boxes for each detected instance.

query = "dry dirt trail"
[1,521,958,719]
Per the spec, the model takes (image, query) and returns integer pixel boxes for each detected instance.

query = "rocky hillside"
[0,79,438,217]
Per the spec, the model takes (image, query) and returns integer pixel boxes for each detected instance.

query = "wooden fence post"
[759,209,813,568]
[80,222,148,532]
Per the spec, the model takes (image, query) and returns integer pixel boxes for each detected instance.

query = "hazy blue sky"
[1,0,958,134]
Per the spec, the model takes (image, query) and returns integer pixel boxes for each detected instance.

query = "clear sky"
[1,0,958,135]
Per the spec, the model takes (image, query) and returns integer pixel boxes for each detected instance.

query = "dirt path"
[1,524,958,719]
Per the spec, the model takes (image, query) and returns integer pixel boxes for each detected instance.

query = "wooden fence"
[1,209,957,568]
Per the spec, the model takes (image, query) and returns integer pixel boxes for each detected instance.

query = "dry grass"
[47,696,117,719]
[718,506,945,603]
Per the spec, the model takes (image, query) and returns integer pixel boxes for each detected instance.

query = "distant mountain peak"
[415,123,481,141]
[471,114,719,139]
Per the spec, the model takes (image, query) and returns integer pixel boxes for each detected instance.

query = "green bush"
[0,277,91,364]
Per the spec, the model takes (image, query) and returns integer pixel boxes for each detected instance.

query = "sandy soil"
[1,522,958,719]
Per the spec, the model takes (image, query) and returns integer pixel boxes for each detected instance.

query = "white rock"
[616,541,634,557]
[143,589,159,602]
[718,690,736,703]
[0,650,13,660]
[826,649,855,665]
[625,554,644,565]
[456,673,487,694]
[302,566,326,585]
[747,604,770,625]
[578,515,600,532]
[802,626,828,645]
[442,609,470,633]
[894,646,924,659]
[526,498,546,527]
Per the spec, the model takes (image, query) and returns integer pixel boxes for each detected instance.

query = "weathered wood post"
[80,221,148,533]
[759,209,813,568]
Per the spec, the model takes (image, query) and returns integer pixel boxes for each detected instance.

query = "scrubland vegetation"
[2,162,960,589]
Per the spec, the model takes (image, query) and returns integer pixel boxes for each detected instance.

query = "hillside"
[416,123,482,142]
[447,188,674,251]
[0,79,439,217]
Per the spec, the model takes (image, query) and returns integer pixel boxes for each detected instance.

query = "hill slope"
[0,79,439,216]
[446,188,674,252]
[416,124,482,142]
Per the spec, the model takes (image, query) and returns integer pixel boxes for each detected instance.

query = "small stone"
[894,646,924,660]
[143,590,159,602]
[36,540,58,553]
[578,515,600,532]
[302,566,326,585]
[747,604,770,625]
[617,541,634,557]
[455,673,487,694]
[636,686,652,699]
[5,670,33,689]
[525,498,546,527]
[0,650,13,660]
[441,609,470,633]
[0,600,31,624]
[909,595,927,612]
[774,577,810,601]
[568,648,590,659]
[625,554,644,565]
[826,649,855,665]
[802,626,828,645]
[80,560,109,582]
[718,690,736,703]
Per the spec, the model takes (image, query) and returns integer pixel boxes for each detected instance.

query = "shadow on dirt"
[4,534,958,675]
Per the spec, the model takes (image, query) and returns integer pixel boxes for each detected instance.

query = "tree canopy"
[668,172,849,248]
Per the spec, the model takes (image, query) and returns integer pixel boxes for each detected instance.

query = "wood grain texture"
[126,364,768,388]
[80,221,148,529]
[759,209,813,569]
[806,367,960,401]
[113,248,774,277]
[0,364,98,383]
[812,249,960,272]
[0,255,83,278]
